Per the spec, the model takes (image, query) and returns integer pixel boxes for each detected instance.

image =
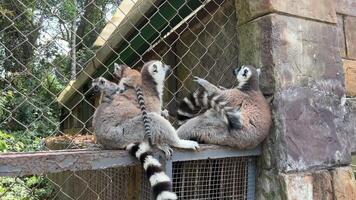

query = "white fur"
[193,91,200,106]
[143,155,162,170]
[135,142,151,158]
[256,68,261,76]
[173,139,199,150]
[149,172,171,186]
[202,92,208,107]
[236,66,251,89]
[156,191,178,200]
[177,109,194,117]
[211,95,220,108]
[125,143,136,150]
[147,61,169,107]
[183,97,195,110]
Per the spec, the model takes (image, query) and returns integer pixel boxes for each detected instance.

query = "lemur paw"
[161,109,170,119]
[193,76,214,91]
[158,145,173,160]
[182,140,200,151]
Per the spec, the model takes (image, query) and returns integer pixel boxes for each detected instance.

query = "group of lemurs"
[91,60,272,200]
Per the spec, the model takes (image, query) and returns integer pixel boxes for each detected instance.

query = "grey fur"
[93,61,199,155]
[177,65,272,149]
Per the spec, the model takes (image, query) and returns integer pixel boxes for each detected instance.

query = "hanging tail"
[135,86,154,145]
[126,142,177,200]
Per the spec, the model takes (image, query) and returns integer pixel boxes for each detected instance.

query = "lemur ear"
[113,63,126,78]
[256,68,261,76]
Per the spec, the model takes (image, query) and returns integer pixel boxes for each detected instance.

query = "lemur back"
[176,65,272,149]
[92,61,199,200]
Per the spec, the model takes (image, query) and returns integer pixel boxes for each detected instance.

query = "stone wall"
[336,1,356,153]
[236,0,356,199]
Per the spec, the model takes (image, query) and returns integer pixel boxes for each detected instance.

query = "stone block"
[336,0,356,17]
[235,0,337,25]
[278,170,345,200]
[337,15,346,58]
[256,169,283,200]
[279,173,313,200]
[343,59,356,96]
[345,16,356,59]
[346,99,356,152]
[312,171,333,200]
[331,166,356,200]
[239,14,350,172]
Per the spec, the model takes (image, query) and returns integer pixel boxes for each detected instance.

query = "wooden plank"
[0,145,261,177]
[0,150,138,177]
[171,145,261,162]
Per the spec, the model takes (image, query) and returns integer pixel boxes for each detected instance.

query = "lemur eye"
[153,64,158,73]
[100,80,105,85]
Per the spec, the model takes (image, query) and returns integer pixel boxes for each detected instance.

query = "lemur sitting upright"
[176,65,272,149]
[92,61,199,200]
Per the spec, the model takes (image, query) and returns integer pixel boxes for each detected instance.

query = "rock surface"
[331,167,356,200]
[337,15,346,58]
[336,0,356,17]
[238,13,350,172]
[343,59,356,97]
[345,16,356,59]
[235,0,337,25]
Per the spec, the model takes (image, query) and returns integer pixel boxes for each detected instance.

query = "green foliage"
[0,0,118,198]
[0,176,54,200]
[0,130,43,152]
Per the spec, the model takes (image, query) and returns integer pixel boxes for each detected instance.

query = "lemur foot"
[157,144,173,159]
[174,139,200,151]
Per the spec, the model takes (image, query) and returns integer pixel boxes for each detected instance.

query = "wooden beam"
[0,150,137,177]
[0,145,261,177]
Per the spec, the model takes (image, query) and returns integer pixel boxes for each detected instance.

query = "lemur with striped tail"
[92,61,199,200]
[176,65,272,149]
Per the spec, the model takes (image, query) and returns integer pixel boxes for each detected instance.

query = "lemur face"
[147,60,171,84]
[234,65,252,89]
[233,65,261,90]
[113,63,127,79]
[92,77,108,92]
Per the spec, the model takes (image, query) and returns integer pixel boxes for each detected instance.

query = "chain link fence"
[0,0,260,199]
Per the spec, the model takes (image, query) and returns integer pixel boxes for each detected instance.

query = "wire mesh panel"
[172,157,256,200]
[0,0,255,199]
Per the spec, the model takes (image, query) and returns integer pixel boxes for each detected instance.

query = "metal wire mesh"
[0,0,252,199]
[172,157,256,200]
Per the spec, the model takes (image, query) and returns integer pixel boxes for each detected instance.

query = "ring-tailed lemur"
[92,61,199,200]
[176,65,272,149]
[112,63,154,145]
[92,77,121,104]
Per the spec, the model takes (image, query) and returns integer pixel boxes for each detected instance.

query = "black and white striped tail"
[177,90,242,129]
[135,86,153,146]
[177,90,207,125]
[126,142,177,200]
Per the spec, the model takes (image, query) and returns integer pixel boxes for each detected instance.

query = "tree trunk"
[70,0,77,80]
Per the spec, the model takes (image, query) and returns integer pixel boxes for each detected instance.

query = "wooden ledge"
[0,145,261,177]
